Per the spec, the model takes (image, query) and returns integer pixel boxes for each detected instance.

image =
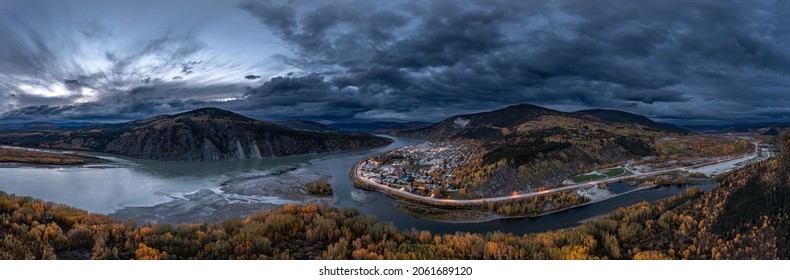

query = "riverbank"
[531,184,657,218]
[350,154,727,223]
[352,158,598,217]
[0,146,110,166]
[376,181,711,224]
[112,168,335,224]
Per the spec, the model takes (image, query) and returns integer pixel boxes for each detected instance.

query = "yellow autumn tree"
[135,243,167,260]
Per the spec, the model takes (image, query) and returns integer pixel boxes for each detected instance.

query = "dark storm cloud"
[63,80,84,91]
[1,100,210,121]
[614,90,690,105]
[129,86,154,95]
[232,0,790,123]
[3,0,790,124]
[180,61,200,76]
[1,79,247,121]
[0,0,262,121]
[0,2,69,77]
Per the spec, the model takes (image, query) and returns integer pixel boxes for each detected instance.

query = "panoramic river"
[0,137,713,235]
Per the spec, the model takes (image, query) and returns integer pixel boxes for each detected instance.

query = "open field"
[570,173,607,183]
[603,167,631,177]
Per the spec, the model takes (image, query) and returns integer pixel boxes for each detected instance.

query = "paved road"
[352,141,760,206]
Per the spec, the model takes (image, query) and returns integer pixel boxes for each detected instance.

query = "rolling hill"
[394,104,690,196]
[576,109,687,133]
[683,122,790,134]
[0,108,393,161]
[270,120,338,132]
[394,104,686,140]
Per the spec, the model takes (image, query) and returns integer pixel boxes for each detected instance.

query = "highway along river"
[0,136,713,235]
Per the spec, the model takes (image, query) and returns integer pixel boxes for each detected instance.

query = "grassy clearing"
[603,167,630,177]
[570,173,607,183]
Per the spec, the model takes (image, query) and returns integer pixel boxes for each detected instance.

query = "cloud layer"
[2,0,790,124]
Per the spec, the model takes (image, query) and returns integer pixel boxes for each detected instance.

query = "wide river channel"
[0,136,713,235]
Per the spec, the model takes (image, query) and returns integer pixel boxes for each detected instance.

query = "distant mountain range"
[683,123,790,135]
[0,117,433,135]
[0,108,392,161]
[270,120,338,132]
[327,121,434,133]
[0,122,93,131]
[270,120,434,134]
[576,109,688,133]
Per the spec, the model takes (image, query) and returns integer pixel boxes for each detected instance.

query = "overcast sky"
[1,0,789,125]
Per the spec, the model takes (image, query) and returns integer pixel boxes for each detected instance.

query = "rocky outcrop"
[0,108,393,161]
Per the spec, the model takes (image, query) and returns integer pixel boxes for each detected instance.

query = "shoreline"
[529,184,658,218]
[350,152,727,223]
[0,146,112,166]
[391,184,666,224]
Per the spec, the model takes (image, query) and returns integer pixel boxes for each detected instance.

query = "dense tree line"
[485,191,590,217]
[656,138,752,160]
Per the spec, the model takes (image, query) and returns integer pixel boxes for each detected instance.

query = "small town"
[359,142,477,197]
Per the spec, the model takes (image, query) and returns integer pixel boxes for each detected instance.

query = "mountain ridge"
[0,108,393,161]
[575,109,687,133]
[394,103,687,140]
[271,120,338,132]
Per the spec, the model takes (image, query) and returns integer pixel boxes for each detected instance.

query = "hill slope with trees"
[395,104,697,196]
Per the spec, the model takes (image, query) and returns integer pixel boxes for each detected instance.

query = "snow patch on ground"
[579,187,614,202]
[689,154,758,176]
[453,118,470,128]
